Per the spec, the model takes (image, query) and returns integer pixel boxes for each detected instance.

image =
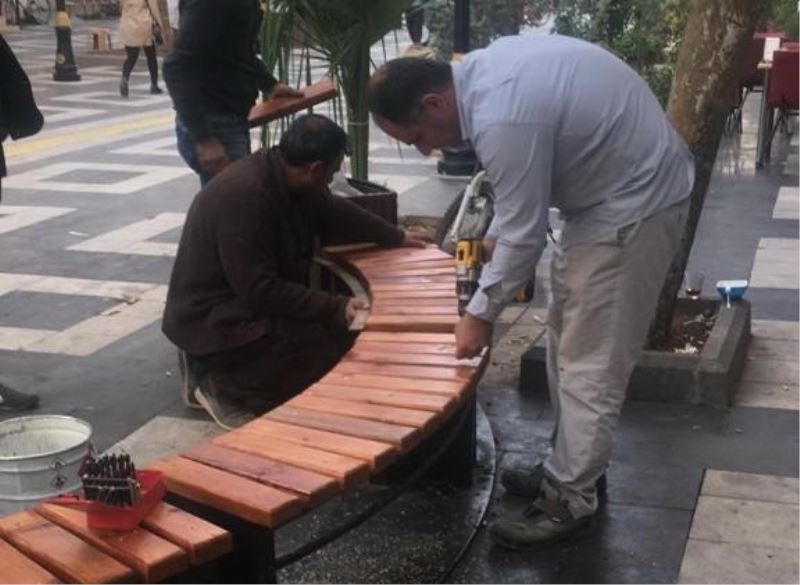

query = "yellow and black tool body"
[456,239,483,316]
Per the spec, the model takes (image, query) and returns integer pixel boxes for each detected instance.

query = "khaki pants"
[543,199,689,518]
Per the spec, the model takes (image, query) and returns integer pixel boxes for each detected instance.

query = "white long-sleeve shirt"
[453,34,694,322]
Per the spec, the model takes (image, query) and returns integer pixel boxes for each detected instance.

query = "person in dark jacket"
[0,34,42,411]
[163,0,301,185]
[163,114,429,429]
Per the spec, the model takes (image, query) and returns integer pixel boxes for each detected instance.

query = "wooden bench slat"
[140,502,232,566]
[354,341,457,355]
[366,275,455,285]
[150,457,304,528]
[371,297,458,308]
[237,419,397,472]
[0,511,137,584]
[345,348,481,368]
[358,258,454,271]
[344,247,448,264]
[365,314,459,333]
[264,405,421,453]
[360,266,454,278]
[182,442,340,507]
[333,361,472,382]
[369,282,454,292]
[37,503,188,584]
[307,383,457,415]
[371,289,455,300]
[370,304,459,316]
[357,331,457,344]
[212,431,370,488]
[323,371,467,398]
[287,394,438,432]
[0,537,59,584]
[247,77,337,126]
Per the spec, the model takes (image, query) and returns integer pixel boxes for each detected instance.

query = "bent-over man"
[163,114,428,429]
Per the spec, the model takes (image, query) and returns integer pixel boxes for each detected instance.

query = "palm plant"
[261,0,413,181]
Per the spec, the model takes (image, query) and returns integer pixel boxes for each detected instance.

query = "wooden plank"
[366,275,455,285]
[370,297,458,308]
[247,77,337,126]
[333,361,473,382]
[371,289,456,300]
[322,371,467,398]
[307,383,457,416]
[287,394,438,432]
[354,341,458,355]
[0,538,59,584]
[369,282,454,292]
[37,503,188,584]
[322,243,377,255]
[182,442,340,507]
[344,246,447,264]
[239,419,397,472]
[370,304,458,316]
[344,349,482,369]
[360,266,455,278]
[357,258,454,272]
[150,457,303,528]
[365,314,459,333]
[140,502,232,566]
[0,511,137,584]
[264,406,420,453]
[212,432,370,488]
[357,331,456,344]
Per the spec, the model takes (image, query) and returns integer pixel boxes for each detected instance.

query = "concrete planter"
[519,298,751,408]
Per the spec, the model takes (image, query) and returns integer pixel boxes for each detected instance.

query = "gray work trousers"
[543,199,689,518]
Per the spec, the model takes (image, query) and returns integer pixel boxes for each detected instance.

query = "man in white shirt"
[368,34,693,549]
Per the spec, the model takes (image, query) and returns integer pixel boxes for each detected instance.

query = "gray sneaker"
[489,495,592,550]
[194,376,255,431]
[501,463,607,499]
[177,350,203,409]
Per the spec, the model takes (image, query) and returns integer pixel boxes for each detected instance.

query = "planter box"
[344,178,398,226]
[519,298,751,408]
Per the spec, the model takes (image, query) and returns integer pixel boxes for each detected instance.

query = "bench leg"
[427,394,476,489]
[165,493,277,583]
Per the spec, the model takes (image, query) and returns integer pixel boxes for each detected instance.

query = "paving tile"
[741,357,799,385]
[773,186,799,220]
[735,380,799,410]
[751,319,800,340]
[750,238,799,289]
[701,470,798,504]
[679,539,799,584]
[689,495,798,549]
[747,336,799,360]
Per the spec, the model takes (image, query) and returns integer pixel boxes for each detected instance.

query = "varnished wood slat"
[182,442,340,507]
[307,383,457,416]
[212,431,370,488]
[150,457,304,528]
[354,341,458,356]
[333,360,473,382]
[322,371,467,398]
[248,77,337,126]
[369,282,454,292]
[322,243,377,255]
[344,246,447,264]
[370,304,459,316]
[344,349,481,369]
[371,289,456,300]
[0,511,137,584]
[288,394,438,432]
[264,406,421,453]
[358,258,454,272]
[371,297,458,307]
[37,503,188,584]
[0,538,59,584]
[357,331,456,344]
[366,275,455,285]
[140,502,232,566]
[365,314,460,333]
[239,419,397,472]
[360,266,455,278]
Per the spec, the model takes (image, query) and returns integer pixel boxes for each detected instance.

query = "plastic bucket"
[0,415,92,514]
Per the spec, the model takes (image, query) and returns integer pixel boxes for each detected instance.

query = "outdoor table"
[755,60,774,168]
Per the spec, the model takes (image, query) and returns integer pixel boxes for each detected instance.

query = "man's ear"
[420,92,444,112]
[308,160,326,181]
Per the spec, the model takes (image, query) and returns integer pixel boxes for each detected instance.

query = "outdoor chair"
[764,48,799,157]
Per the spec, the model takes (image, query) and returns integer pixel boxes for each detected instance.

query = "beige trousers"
[543,199,689,518]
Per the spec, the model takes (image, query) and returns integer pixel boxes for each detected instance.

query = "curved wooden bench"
[150,245,488,582]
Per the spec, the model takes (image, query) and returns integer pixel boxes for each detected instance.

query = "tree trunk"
[647,0,768,349]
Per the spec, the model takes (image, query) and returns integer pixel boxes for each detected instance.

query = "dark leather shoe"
[0,382,39,411]
[119,77,129,97]
[149,84,163,95]
[501,463,607,499]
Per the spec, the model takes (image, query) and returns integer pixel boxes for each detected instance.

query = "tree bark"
[647,0,768,349]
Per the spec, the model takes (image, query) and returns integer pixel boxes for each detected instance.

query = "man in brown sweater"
[163,114,427,429]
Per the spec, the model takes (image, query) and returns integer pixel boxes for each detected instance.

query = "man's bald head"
[367,58,453,124]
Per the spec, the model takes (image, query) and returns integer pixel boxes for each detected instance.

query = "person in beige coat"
[119,0,163,97]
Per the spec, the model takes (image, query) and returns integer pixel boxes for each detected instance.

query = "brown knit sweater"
[163,147,404,355]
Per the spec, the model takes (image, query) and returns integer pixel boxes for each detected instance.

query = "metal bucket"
[0,415,92,514]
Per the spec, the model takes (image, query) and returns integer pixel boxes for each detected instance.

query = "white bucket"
[0,415,92,515]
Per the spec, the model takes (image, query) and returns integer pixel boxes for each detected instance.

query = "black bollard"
[53,0,80,81]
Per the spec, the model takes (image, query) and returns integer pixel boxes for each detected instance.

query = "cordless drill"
[456,239,483,316]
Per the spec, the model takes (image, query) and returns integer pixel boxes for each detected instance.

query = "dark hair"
[278,114,348,167]
[367,58,453,123]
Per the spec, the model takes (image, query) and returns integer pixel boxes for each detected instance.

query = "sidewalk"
[0,22,797,583]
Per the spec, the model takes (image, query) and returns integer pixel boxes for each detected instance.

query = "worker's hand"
[454,313,492,359]
[270,83,304,99]
[195,137,229,178]
[345,297,370,325]
[401,230,432,248]
[482,236,497,262]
